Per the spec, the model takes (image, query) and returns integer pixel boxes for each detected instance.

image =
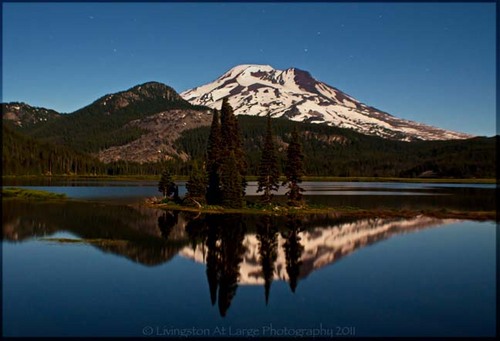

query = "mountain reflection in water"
[2,200,459,317]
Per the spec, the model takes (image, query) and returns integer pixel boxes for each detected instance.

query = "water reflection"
[157,211,178,240]
[3,200,463,317]
[281,216,304,294]
[2,200,188,265]
[256,216,279,304]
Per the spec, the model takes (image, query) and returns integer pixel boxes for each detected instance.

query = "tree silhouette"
[256,114,280,204]
[282,128,305,206]
[205,216,221,306]
[203,214,246,317]
[256,215,279,305]
[157,211,178,239]
[217,215,246,317]
[206,109,223,205]
[282,216,304,293]
[219,98,247,203]
[184,213,207,253]
[220,151,244,208]
[186,161,207,206]
[158,168,179,201]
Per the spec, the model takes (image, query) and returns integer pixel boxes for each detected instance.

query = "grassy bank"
[147,201,496,221]
[1,187,66,201]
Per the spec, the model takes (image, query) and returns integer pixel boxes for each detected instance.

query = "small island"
[148,99,315,214]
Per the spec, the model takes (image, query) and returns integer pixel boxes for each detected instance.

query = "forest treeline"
[176,116,497,178]
[2,115,496,178]
[2,125,166,176]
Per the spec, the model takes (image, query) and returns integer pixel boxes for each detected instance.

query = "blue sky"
[2,2,496,136]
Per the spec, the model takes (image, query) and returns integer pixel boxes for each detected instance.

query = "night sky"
[2,2,496,136]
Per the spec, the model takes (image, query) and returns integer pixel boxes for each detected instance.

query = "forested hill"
[2,112,496,178]
[176,116,497,178]
[2,124,104,175]
[15,82,210,153]
[2,124,170,176]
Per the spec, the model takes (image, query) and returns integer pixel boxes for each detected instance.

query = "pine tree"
[158,168,178,201]
[186,162,207,206]
[256,113,280,204]
[220,151,243,208]
[283,128,305,206]
[206,109,223,205]
[219,97,247,198]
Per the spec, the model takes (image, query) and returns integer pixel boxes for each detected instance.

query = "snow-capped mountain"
[181,64,472,141]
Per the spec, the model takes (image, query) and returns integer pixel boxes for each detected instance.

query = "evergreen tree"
[220,151,244,208]
[219,97,247,198]
[206,109,223,205]
[282,128,305,206]
[256,113,280,204]
[186,162,207,206]
[158,168,178,201]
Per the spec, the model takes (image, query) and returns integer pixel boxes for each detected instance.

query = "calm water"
[2,183,497,337]
[2,180,496,211]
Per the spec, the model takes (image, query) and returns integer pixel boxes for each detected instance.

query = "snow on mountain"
[181,64,472,141]
[179,216,458,285]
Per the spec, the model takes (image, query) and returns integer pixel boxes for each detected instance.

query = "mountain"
[181,64,472,141]
[2,102,61,128]
[4,82,211,161]
[2,80,494,178]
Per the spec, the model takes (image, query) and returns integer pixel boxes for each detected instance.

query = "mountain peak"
[228,64,274,73]
[181,65,473,141]
[126,81,176,94]
[89,81,188,112]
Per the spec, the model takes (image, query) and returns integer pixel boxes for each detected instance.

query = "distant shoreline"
[1,175,496,184]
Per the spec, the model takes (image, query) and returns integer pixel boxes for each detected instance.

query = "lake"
[2,181,496,337]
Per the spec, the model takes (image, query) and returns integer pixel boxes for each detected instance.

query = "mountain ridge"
[3,81,211,155]
[2,77,495,178]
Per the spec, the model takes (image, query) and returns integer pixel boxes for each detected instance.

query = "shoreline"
[146,202,496,222]
[2,174,496,184]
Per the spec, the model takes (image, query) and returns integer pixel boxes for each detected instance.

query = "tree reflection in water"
[157,211,178,240]
[4,200,459,318]
[281,215,304,293]
[256,215,279,305]
[184,213,304,316]
[186,215,247,317]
